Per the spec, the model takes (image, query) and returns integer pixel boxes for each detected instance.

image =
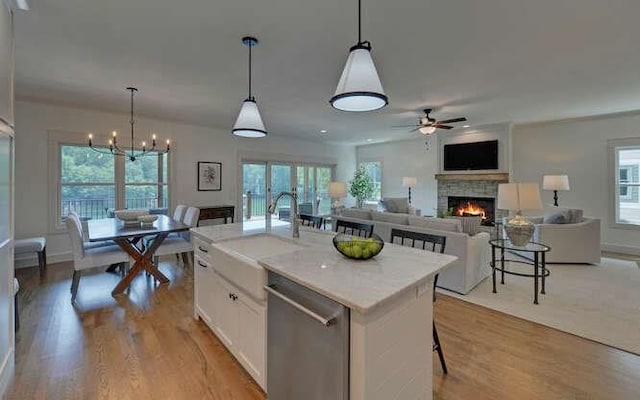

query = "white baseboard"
[602,243,640,256]
[14,251,71,269]
[0,347,15,398]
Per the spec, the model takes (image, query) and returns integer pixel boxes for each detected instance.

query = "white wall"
[512,112,640,253]
[14,100,355,263]
[356,137,438,216]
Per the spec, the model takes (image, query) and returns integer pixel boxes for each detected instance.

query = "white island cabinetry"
[193,236,266,390]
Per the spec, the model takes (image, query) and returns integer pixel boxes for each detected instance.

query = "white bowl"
[137,214,158,224]
[114,209,149,223]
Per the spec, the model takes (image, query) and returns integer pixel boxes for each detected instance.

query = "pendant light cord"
[358,0,362,44]
[248,42,253,100]
[130,88,135,155]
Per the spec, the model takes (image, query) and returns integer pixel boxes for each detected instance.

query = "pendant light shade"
[330,0,388,112]
[233,98,267,138]
[233,36,267,138]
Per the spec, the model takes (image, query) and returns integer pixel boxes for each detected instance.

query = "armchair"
[525,217,601,264]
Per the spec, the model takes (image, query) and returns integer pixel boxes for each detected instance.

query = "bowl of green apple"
[332,233,384,260]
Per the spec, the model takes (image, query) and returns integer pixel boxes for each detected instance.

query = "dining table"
[87,215,190,295]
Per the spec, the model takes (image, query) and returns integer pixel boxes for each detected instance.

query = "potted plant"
[349,166,375,208]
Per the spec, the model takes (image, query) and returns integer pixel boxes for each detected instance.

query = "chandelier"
[88,87,170,161]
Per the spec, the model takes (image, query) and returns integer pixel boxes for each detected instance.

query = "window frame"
[607,138,640,230]
[48,130,173,232]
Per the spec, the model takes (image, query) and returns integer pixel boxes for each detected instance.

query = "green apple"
[352,246,363,259]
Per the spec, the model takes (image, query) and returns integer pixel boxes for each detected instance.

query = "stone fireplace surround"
[436,173,509,226]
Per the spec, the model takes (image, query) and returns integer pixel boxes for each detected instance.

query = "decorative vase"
[356,199,364,209]
[504,213,535,246]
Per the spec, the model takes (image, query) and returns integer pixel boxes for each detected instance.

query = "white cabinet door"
[236,293,266,388]
[212,273,237,348]
[194,256,216,325]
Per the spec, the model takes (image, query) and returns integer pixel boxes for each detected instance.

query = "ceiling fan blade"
[392,124,420,128]
[409,127,421,133]
[435,125,453,130]
[437,117,467,124]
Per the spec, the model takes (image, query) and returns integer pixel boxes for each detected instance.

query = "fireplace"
[447,196,496,226]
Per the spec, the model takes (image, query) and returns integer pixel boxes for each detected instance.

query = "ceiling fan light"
[419,126,437,135]
[330,46,388,112]
[232,99,267,138]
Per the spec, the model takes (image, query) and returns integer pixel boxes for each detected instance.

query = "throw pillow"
[543,210,570,224]
[382,197,410,214]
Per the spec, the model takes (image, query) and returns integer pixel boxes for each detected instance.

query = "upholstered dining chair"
[66,213,129,301]
[335,219,374,238]
[390,228,448,374]
[172,204,188,223]
[153,206,200,267]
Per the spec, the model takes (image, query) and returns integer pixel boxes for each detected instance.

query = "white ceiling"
[13,0,640,144]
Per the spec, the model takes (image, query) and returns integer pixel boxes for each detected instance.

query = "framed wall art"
[197,161,222,191]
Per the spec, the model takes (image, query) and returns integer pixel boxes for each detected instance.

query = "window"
[57,143,170,223]
[359,160,382,201]
[610,140,640,227]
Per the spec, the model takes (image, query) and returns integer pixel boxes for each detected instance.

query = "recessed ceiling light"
[320,130,327,133]
[462,125,470,128]
[366,138,373,142]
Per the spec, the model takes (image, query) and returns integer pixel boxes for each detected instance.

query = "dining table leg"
[111,233,170,295]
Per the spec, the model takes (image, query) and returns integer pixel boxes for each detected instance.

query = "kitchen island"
[191,220,457,400]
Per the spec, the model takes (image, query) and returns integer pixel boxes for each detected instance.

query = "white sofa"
[333,209,491,294]
[524,216,601,264]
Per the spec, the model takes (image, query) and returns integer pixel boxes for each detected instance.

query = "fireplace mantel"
[435,173,509,182]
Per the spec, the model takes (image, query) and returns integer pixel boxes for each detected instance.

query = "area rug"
[441,257,640,355]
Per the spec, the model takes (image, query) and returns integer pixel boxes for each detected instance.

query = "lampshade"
[232,99,267,138]
[419,126,437,135]
[543,175,570,191]
[330,45,388,112]
[401,177,417,188]
[497,183,542,211]
[328,181,347,198]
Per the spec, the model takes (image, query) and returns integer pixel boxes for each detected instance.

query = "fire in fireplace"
[447,196,495,226]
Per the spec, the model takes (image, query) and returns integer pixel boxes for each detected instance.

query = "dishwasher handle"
[264,284,335,327]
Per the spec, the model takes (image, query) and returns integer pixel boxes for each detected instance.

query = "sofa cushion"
[341,208,372,220]
[380,197,409,214]
[543,209,569,224]
[371,210,409,225]
[408,216,462,233]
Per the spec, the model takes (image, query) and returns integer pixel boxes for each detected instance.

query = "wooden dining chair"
[335,219,374,238]
[390,228,448,374]
[299,214,323,229]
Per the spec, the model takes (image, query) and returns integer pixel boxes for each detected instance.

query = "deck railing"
[62,196,163,220]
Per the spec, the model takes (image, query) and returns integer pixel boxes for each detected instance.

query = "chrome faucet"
[268,191,300,238]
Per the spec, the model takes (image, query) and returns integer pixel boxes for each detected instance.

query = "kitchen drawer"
[193,237,212,261]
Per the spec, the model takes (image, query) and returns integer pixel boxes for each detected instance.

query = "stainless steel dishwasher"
[265,271,350,400]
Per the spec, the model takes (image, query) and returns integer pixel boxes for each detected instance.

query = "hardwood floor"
[7,260,640,399]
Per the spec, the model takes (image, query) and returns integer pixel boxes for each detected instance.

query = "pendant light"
[330,0,388,112]
[233,36,267,138]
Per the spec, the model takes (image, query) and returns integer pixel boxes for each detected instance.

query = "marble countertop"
[191,220,457,314]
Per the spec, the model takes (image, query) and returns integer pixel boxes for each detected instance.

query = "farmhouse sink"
[210,234,304,300]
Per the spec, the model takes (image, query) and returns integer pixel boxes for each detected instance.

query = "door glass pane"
[271,164,292,216]
[243,163,267,219]
[316,167,332,214]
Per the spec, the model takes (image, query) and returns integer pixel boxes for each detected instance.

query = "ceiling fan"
[393,109,467,134]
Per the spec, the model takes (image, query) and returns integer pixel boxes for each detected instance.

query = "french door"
[241,161,334,220]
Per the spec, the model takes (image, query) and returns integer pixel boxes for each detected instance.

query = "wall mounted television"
[443,140,499,171]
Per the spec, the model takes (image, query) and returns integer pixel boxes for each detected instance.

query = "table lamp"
[497,183,542,246]
[328,181,347,213]
[542,175,570,206]
[401,177,417,205]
